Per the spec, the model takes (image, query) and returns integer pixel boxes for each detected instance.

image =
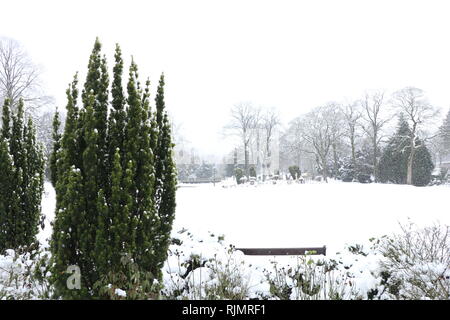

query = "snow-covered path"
[38,182,56,247]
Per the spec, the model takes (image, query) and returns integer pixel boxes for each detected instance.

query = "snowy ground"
[173,179,450,255]
[38,179,450,254]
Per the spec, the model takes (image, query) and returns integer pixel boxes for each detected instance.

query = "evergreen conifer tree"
[412,138,434,186]
[379,114,411,184]
[379,114,434,186]
[0,138,15,252]
[153,74,177,278]
[108,44,126,161]
[50,108,61,187]
[51,39,177,299]
[0,98,44,252]
[2,98,11,140]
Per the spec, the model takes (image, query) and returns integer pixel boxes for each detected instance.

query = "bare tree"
[341,101,362,166]
[0,37,52,116]
[328,102,345,177]
[360,91,391,182]
[300,104,341,182]
[392,87,439,185]
[281,118,307,169]
[225,102,260,177]
[261,107,280,177]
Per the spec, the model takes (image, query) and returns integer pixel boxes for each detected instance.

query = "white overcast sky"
[1,0,450,156]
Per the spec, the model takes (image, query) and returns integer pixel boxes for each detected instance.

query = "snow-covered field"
[173,180,450,254]
[38,179,450,252]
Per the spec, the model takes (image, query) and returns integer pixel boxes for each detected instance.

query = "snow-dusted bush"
[263,255,362,300]
[1,222,448,300]
[376,222,450,299]
[0,247,52,300]
[162,229,254,299]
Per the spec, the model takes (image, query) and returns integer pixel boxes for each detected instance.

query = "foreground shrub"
[264,256,362,300]
[162,230,253,299]
[0,246,52,300]
[377,222,449,299]
[2,221,448,300]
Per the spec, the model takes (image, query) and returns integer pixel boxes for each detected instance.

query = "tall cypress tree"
[81,38,109,190]
[51,40,177,299]
[122,60,158,275]
[50,108,61,187]
[51,165,88,299]
[153,74,177,278]
[23,117,45,239]
[0,98,44,253]
[108,44,126,161]
[2,98,11,140]
[79,93,101,289]
[50,74,87,298]
[0,138,15,252]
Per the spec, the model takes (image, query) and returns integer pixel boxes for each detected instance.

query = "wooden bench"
[235,246,326,256]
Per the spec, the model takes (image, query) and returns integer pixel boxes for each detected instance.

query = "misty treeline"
[222,88,450,186]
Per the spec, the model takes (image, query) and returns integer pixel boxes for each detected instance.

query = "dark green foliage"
[379,115,412,184]
[50,109,61,187]
[50,40,177,299]
[81,38,109,192]
[235,167,244,184]
[0,138,15,251]
[152,74,177,280]
[411,142,434,186]
[379,115,434,186]
[0,98,45,253]
[288,165,301,180]
[1,98,11,140]
[107,44,127,183]
[249,166,256,177]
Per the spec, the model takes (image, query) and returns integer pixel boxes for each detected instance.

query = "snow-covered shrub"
[162,229,253,299]
[262,252,369,300]
[0,246,52,300]
[234,168,244,185]
[376,222,450,300]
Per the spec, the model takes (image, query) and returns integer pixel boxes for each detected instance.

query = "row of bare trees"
[225,102,280,178]
[228,87,440,185]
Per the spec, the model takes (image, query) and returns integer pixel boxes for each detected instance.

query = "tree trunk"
[406,138,415,185]
[321,154,329,183]
[332,143,339,177]
[350,129,356,167]
[373,132,378,182]
[244,143,249,178]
